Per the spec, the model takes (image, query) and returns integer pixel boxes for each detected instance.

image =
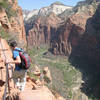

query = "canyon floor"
[28,46,95,100]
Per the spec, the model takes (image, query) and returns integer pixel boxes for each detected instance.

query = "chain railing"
[0,39,12,100]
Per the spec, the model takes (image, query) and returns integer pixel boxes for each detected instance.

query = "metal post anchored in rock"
[0,66,4,80]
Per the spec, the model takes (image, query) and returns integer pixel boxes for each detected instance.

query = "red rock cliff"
[50,7,95,55]
[27,13,62,48]
[27,1,100,53]
[0,0,26,46]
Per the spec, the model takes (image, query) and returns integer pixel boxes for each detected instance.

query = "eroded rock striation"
[24,1,100,99]
[25,0,100,55]
[0,0,26,46]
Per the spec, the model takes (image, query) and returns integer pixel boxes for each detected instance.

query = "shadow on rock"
[69,4,100,100]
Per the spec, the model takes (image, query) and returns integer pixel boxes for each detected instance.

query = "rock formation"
[0,1,66,100]
[27,13,62,48]
[50,0,100,56]
[50,3,96,55]
[25,0,100,54]
[24,1,100,99]
[0,0,26,47]
[24,2,73,48]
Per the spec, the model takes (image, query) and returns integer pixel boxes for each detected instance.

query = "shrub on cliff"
[0,0,8,8]
[0,27,11,41]
[0,26,18,43]
[0,0,17,18]
[5,5,17,18]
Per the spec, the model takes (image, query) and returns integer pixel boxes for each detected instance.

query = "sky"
[18,0,83,10]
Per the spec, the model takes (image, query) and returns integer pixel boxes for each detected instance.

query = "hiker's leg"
[13,71,20,88]
[19,71,27,91]
[13,78,20,88]
[20,77,26,91]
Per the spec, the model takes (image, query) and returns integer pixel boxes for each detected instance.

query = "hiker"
[5,41,27,91]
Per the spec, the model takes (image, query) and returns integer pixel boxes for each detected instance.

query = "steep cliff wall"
[68,4,100,99]
[0,0,26,46]
[27,13,62,48]
[24,2,72,48]
[50,2,100,99]
[26,0,100,52]
[50,1,99,56]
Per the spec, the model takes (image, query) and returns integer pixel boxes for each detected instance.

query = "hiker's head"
[9,41,17,50]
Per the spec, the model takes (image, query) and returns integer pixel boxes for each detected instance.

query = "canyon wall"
[0,0,26,47]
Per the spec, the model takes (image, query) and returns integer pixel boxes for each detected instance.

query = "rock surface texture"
[0,0,26,46]
[25,0,100,55]
[24,0,100,99]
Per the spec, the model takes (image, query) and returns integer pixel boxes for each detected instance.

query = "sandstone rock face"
[10,6,26,45]
[24,0,100,99]
[0,9,12,30]
[50,1,100,57]
[0,0,26,46]
[27,13,62,48]
[19,86,56,100]
[26,0,100,54]
[50,4,95,56]
[0,38,18,100]
[24,2,73,48]
[69,4,100,99]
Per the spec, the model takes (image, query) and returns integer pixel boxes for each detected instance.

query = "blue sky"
[18,0,83,10]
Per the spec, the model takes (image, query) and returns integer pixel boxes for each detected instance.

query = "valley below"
[28,46,98,100]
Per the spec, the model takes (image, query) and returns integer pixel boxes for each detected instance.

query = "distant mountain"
[23,10,30,19]
[38,2,72,16]
[23,2,72,22]
[23,9,39,21]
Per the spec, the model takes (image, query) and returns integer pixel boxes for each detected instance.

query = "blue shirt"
[13,48,22,71]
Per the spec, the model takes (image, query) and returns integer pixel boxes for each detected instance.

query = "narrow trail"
[0,39,56,100]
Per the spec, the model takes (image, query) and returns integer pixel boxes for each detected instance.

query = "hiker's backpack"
[15,49,31,69]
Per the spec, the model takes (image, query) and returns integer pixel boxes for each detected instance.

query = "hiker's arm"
[5,56,21,64]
